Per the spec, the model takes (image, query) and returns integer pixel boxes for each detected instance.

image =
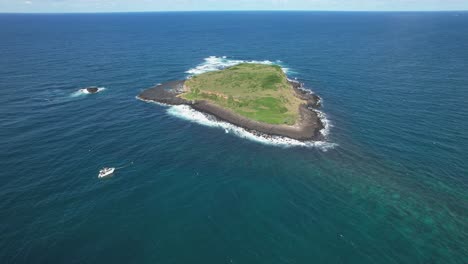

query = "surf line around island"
[138,56,337,150]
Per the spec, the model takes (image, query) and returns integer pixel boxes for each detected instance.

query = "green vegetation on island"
[181,63,305,125]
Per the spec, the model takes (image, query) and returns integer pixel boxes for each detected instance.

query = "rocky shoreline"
[137,79,324,141]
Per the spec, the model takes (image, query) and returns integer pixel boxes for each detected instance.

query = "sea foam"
[186,56,288,76]
[167,105,336,150]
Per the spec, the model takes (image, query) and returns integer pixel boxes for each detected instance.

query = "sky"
[1,0,468,13]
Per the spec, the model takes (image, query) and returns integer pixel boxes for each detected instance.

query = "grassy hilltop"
[181,63,305,125]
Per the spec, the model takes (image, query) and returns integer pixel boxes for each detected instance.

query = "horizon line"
[1,10,468,14]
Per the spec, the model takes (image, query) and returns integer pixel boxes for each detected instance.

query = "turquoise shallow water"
[0,12,467,263]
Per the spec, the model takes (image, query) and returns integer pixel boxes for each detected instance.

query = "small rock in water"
[85,87,99,94]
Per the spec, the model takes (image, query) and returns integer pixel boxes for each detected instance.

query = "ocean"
[0,12,467,263]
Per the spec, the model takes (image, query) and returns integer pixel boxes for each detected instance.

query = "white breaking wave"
[314,109,332,138]
[136,96,169,106]
[186,56,288,76]
[167,105,336,151]
[71,87,106,97]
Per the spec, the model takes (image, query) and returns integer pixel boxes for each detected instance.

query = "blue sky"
[1,0,468,13]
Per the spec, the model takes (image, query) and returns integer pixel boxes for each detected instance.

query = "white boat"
[98,167,115,178]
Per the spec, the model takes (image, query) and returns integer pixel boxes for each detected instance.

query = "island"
[138,63,324,141]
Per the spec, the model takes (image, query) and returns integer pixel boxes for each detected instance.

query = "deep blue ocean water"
[0,12,467,263]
